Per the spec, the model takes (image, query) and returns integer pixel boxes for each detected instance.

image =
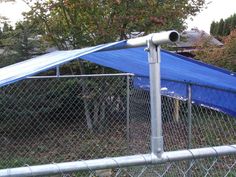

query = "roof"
[0,40,235,117]
[176,28,223,48]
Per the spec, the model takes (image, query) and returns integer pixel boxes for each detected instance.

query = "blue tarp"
[0,41,235,117]
[82,47,236,117]
[0,41,125,87]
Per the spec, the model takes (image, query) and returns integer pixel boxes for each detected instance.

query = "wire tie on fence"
[140,154,151,173]
[52,162,65,177]
[25,164,34,177]
[111,158,121,168]
[81,159,94,175]
[110,157,123,177]
[187,149,196,160]
[211,147,219,158]
[82,159,91,170]
[186,148,197,171]
[140,154,148,166]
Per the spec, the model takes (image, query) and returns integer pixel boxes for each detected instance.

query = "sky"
[0,0,30,25]
[0,0,236,33]
[187,0,236,33]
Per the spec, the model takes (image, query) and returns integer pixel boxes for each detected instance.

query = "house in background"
[174,28,223,58]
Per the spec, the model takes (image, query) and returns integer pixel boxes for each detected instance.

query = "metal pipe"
[147,41,163,157]
[187,84,192,149]
[126,75,131,147]
[56,66,60,77]
[126,30,179,47]
[0,145,235,177]
[145,31,179,157]
[99,30,179,52]
[27,73,135,79]
[187,84,192,177]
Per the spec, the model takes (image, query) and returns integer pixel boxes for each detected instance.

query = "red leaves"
[149,16,165,26]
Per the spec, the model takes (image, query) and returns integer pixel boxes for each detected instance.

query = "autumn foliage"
[23,0,206,49]
[194,30,236,72]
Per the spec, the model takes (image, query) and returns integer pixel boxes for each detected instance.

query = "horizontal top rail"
[0,145,235,177]
[99,30,179,52]
[125,30,179,47]
[26,74,236,94]
[27,73,134,79]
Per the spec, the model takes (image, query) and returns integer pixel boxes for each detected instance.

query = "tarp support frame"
[147,40,163,157]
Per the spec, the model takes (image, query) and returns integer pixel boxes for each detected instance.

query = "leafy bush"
[194,30,236,72]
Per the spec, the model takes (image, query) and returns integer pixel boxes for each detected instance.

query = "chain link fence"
[0,74,131,168]
[0,74,235,176]
[44,154,235,177]
[129,78,236,153]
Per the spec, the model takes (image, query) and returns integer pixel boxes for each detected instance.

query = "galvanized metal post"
[147,40,163,157]
[187,84,192,149]
[187,84,192,177]
[126,75,131,147]
[56,66,60,77]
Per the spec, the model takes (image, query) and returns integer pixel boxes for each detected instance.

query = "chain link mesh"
[21,155,234,177]
[0,75,130,168]
[0,75,235,176]
[129,77,236,153]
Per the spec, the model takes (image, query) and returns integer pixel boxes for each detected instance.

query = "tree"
[194,29,236,72]
[217,19,224,36]
[210,13,236,37]
[2,22,12,32]
[210,21,216,35]
[24,0,206,49]
[223,19,230,36]
[21,0,207,132]
[0,27,2,38]
[0,21,47,67]
[230,14,236,30]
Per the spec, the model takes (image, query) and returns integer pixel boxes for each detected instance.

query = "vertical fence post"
[126,75,131,148]
[56,66,60,77]
[146,40,163,157]
[187,84,192,149]
[187,84,192,177]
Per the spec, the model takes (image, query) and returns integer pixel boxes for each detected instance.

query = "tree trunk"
[99,101,106,132]
[93,99,99,124]
[78,60,93,132]
[84,99,93,131]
